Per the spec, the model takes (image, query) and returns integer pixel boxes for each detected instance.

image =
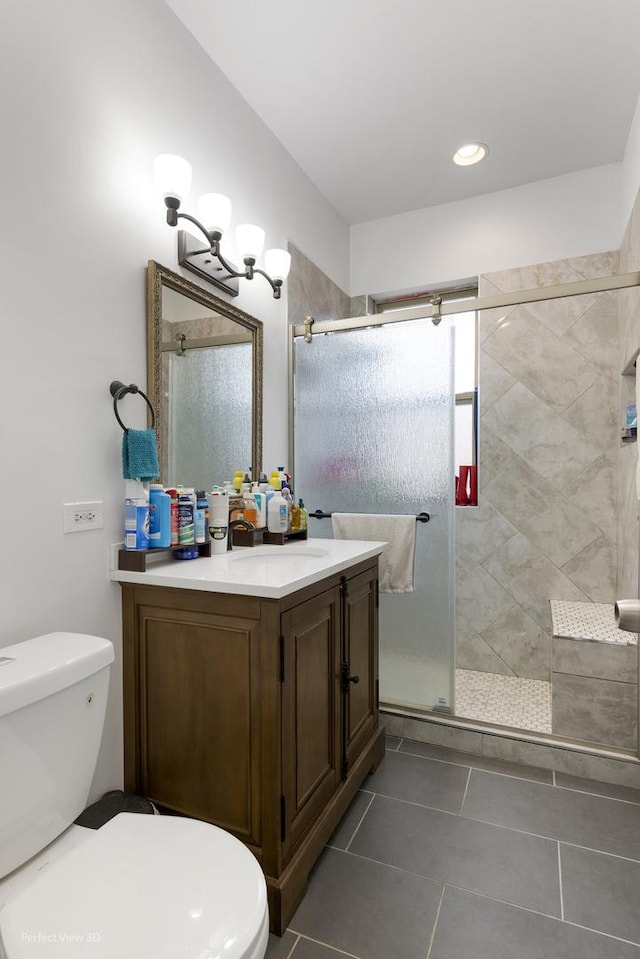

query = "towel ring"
[109,380,156,432]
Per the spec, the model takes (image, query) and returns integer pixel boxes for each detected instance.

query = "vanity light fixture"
[452,143,489,166]
[154,154,291,299]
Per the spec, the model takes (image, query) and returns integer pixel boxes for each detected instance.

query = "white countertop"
[111,539,386,599]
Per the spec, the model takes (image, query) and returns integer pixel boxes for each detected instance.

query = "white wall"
[350,163,625,296]
[0,0,348,797]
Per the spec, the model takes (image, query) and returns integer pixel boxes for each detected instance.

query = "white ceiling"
[165,0,640,225]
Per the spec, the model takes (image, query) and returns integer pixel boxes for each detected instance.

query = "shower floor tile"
[455,669,552,733]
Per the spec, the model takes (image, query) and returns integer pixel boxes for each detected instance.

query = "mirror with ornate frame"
[146,260,263,490]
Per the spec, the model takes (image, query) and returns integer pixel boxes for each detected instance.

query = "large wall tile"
[562,454,618,544]
[483,309,599,414]
[483,457,603,568]
[521,292,598,337]
[482,383,601,491]
[477,422,514,489]
[479,352,515,412]
[563,293,621,379]
[552,673,637,750]
[479,605,551,681]
[481,258,584,294]
[562,374,617,453]
[456,555,515,635]
[455,502,517,565]
[287,242,351,325]
[552,636,637,683]
[482,532,591,630]
[569,250,619,279]
[561,535,617,603]
[456,621,515,676]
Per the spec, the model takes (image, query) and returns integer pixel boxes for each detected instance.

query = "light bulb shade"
[154,154,192,201]
[236,224,265,261]
[264,248,291,282]
[198,193,232,234]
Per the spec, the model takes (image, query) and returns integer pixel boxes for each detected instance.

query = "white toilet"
[0,633,269,959]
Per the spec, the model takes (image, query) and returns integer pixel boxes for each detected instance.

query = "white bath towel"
[331,513,416,593]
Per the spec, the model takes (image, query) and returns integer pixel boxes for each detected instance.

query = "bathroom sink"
[229,545,329,565]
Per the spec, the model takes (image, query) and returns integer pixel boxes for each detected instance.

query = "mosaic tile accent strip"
[455,669,552,734]
[550,600,637,647]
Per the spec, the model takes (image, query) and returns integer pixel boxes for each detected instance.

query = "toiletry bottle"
[298,499,308,531]
[281,487,293,530]
[149,484,171,548]
[290,498,300,532]
[208,489,229,554]
[267,490,289,533]
[252,483,266,528]
[178,489,195,544]
[277,467,289,490]
[124,480,149,550]
[165,488,179,545]
[243,490,258,526]
[195,490,208,544]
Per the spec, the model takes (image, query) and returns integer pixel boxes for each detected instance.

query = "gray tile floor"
[266,735,640,959]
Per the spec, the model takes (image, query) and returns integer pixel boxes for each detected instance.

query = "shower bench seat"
[550,600,638,750]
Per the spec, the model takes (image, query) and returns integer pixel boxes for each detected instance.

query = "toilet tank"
[0,632,114,879]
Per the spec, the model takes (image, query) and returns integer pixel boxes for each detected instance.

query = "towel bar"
[109,380,156,431]
[309,509,430,523]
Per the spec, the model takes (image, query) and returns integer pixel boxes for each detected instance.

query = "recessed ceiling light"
[453,143,489,166]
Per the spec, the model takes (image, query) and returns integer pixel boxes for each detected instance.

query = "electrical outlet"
[63,501,104,533]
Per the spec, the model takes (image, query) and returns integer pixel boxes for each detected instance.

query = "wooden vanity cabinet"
[121,556,385,933]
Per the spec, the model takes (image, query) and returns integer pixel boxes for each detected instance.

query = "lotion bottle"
[267,490,288,533]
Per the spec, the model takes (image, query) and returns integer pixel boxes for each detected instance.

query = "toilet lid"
[0,814,268,959]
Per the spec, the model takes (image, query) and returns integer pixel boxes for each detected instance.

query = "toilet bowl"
[0,633,268,959]
[0,814,268,959]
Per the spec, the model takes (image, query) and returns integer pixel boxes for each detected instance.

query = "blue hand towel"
[122,428,159,482]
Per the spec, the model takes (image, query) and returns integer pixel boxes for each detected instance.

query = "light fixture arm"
[164,199,283,299]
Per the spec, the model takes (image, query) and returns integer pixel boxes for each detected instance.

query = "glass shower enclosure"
[292,315,456,712]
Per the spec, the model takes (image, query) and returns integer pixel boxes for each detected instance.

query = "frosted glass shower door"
[293,319,455,712]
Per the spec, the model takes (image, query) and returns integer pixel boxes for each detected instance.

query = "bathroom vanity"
[113,540,386,933]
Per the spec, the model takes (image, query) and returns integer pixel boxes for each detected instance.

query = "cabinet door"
[281,587,341,857]
[134,604,264,852]
[342,568,379,774]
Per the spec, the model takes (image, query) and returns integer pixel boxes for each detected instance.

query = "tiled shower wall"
[618,186,640,600]
[456,250,628,682]
[287,242,366,325]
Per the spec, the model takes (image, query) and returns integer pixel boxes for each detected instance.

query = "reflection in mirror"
[147,261,263,491]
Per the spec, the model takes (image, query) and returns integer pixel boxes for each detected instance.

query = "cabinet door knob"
[341,663,360,692]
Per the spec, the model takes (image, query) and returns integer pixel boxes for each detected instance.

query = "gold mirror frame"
[146,260,263,483]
